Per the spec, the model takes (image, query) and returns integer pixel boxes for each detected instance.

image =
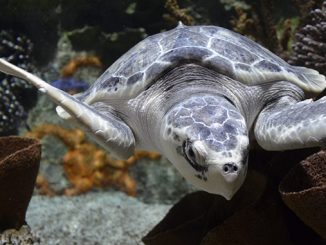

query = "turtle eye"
[183,139,197,164]
[182,139,208,173]
[188,147,195,158]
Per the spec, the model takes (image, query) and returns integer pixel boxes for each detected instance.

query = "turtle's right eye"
[182,139,196,164]
[182,139,207,172]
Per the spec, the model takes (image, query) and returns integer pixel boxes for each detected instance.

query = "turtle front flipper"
[0,59,135,159]
[254,96,326,151]
[58,101,135,159]
[57,102,135,159]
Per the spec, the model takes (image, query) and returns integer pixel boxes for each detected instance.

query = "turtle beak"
[225,162,247,200]
[223,192,234,201]
[204,159,247,200]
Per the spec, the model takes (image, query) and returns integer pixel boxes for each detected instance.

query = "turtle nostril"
[223,163,238,174]
[223,165,230,173]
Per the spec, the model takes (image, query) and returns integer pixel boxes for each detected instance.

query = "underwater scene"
[0,0,326,244]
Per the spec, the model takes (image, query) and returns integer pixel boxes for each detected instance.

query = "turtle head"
[160,95,249,200]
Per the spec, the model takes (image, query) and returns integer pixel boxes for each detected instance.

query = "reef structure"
[60,55,102,78]
[0,30,33,70]
[164,0,195,25]
[0,30,37,136]
[51,55,103,94]
[289,1,326,75]
[26,124,160,196]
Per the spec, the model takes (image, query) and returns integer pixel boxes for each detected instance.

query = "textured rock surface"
[37,135,70,194]
[280,150,326,240]
[289,2,326,75]
[0,137,41,230]
[0,225,40,245]
[26,191,171,245]
[131,157,195,204]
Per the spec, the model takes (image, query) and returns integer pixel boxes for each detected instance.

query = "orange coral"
[164,0,195,25]
[231,7,258,41]
[26,124,160,196]
[61,55,103,78]
[35,175,56,197]
[26,124,85,149]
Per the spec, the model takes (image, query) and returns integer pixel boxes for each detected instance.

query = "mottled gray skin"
[164,94,248,181]
[128,63,306,198]
[1,23,326,200]
[121,64,250,198]
[165,95,246,152]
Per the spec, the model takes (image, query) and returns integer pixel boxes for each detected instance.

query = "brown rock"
[0,136,41,230]
[280,150,326,240]
[142,171,267,245]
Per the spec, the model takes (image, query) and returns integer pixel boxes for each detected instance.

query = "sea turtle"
[1,23,326,200]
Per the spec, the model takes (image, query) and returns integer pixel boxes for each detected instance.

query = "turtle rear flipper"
[254,96,326,150]
[0,58,135,159]
[290,66,326,93]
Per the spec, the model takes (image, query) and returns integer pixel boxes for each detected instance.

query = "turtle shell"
[81,24,326,103]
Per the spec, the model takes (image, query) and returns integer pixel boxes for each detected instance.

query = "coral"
[248,0,281,55]
[35,175,57,197]
[230,3,279,53]
[289,1,326,75]
[230,1,299,59]
[26,124,160,196]
[0,1,60,64]
[291,0,323,19]
[60,55,103,78]
[230,6,259,42]
[63,146,160,196]
[164,0,195,25]
[220,0,251,11]
[0,136,41,230]
[48,55,102,95]
[260,0,281,52]
[277,18,296,54]
[0,79,27,135]
[0,30,33,71]
[25,124,85,149]
[0,30,37,136]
